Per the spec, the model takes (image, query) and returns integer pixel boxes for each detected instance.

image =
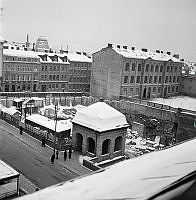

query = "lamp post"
[53,103,58,155]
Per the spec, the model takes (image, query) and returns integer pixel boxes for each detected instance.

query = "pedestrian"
[19,126,23,135]
[69,148,72,159]
[56,150,59,159]
[51,154,55,164]
[64,150,67,161]
[42,137,46,147]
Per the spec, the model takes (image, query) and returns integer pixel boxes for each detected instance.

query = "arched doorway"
[114,136,122,151]
[87,137,96,154]
[76,133,83,152]
[102,139,111,155]
[143,88,146,99]
[147,87,151,99]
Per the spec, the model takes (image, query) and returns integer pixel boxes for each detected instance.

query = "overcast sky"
[1,0,196,61]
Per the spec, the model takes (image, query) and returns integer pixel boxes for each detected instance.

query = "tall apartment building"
[65,52,92,92]
[90,44,183,100]
[37,52,69,92]
[2,48,40,92]
[0,38,92,93]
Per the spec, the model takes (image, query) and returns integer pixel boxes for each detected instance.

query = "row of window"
[123,75,180,84]
[41,65,68,72]
[70,62,90,68]
[69,77,89,83]
[125,62,181,74]
[3,74,38,81]
[4,55,39,62]
[123,85,179,96]
[3,65,38,72]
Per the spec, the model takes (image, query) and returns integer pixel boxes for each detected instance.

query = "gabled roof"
[72,102,129,132]
[65,52,92,63]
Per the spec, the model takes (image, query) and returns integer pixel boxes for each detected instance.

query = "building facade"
[181,74,196,97]
[2,49,40,92]
[1,38,92,93]
[91,44,183,100]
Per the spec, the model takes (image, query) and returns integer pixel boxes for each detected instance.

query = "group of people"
[50,148,72,164]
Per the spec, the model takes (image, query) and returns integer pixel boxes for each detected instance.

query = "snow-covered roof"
[36,52,69,64]
[0,106,20,116]
[112,47,181,63]
[3,49,40,59]
[72,102,129,132]
[18,138,196,200]
[0,160,19,180]
[65,52,92,63]
[26,114,72,133]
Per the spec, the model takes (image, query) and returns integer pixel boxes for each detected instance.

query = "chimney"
[76,51,81,55]
[83,52,87,56]
[108,43,113,48]
[123,46,128,49]
[166,52,171,55]
[161,51,163,53]
[117,45,120,49]
[16,47,20,50]
[141,48,148,52]
[131,47,135,50]
[24,47,27,51]
[173,54,179,59]
[156,50,160,53]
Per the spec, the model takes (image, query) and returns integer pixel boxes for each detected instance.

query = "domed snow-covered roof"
[72,102,129,132]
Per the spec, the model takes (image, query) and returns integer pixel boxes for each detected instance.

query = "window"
[189,86,192,90]
[42,66,44,71]
[159,76,162,83]
[150,64,154,72]
[155,65,159,72]
[56,84,58,88]
[158,87,161,93]
[160,65,163,72]
[129,88,133,96]
[53,75,55,80]
[49,75,52,80]
[149,76,152,83]
[45,66,47,71]
[124,88,127,95]
[132,63,136,71]
[56,75,59,80]
[168,86,171,93]
[50,66,52,71]
[174,66,177,72]
[62,84,65,88]
[172,86,174,92]
[53,66,56,71]
[145,64,149,72]
[167,66,170,72]
[169,76,172,82]
[165,76,168,83]
[130,76,135,83]
[176,86,179,92]
[123,76,128,84]
[49,84,51,88]
[153,87,156,93]
[177,76,180,82]
[57,66,60,71]
[173,76,176,82]
[170,66,173,73]
[136,76,140,83]
[138,64,141,71]
[154,76,157,83]
[144,76,148,83]
[125,63,130,71]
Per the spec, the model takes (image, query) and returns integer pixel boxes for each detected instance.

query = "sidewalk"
[1,119,91,193]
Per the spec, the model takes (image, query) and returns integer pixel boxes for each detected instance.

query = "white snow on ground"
[151,96,196,111]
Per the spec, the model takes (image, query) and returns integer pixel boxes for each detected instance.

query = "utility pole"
[53,103,58,155]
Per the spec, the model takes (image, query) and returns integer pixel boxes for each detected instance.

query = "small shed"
[0,160,20,199]
[25,114,72,150]
[72,100,129,162]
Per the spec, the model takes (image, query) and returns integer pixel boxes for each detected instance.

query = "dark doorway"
[76,133,83,152]
[87,137,96,154]
[143,88,146,99]
[5,85,9,92]
[102,139,111,155]
[12,85,15,92]
[164,87,167,98]
[41,85,46,92]
[114,136,123,151]
[147,87,151,99]
[33,84,37,92]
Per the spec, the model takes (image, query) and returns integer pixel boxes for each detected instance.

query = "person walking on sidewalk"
[41,137,46,147]
[64,150,67,161]
[56,150,59,159]
[69,148,72,159]
[19,126,23,135]
[51,154,55,164]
